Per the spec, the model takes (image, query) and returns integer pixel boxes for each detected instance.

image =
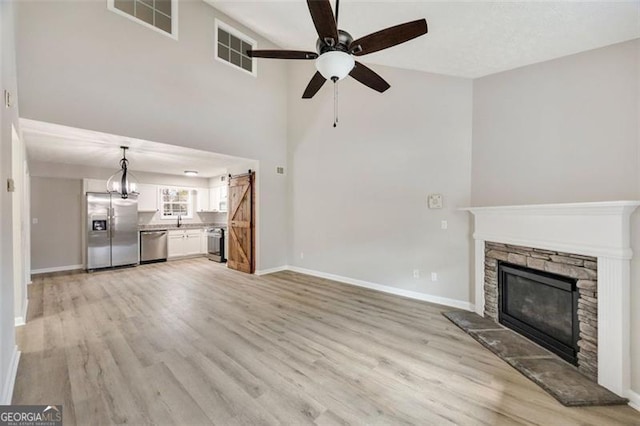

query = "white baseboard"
[255,265,289,276]
[15,299,29,327]
[628,389,640,412]
[287,265,474,311]
[31,264,83,275]
[1,346,20,405]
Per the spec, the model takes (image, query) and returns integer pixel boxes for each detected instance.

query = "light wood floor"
[13,258,640,425]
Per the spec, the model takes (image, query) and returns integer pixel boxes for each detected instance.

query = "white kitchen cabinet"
[196,188,210,212]
[168,229,204,258]
[209,187,219,212]
[201,230,208,254]
[218,185,228,212]
[137,183,159,212]
[168,230,184,258]
[185,230,202,255]
[208,186,228,212]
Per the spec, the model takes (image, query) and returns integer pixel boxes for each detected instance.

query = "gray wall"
[471,39,640,394]
[30,177,83,270]
[0,0,20,404]
[288,62,473,304]
[16,0,289,271]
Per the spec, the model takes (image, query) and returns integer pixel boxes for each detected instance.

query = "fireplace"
[498,262,579,365]
[465,201,640,397]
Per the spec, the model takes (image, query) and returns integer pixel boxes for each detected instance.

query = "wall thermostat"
[428,193,443,209]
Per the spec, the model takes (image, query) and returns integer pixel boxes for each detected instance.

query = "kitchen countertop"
[139,222,227,231]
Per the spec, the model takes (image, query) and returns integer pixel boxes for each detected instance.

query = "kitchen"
[25,119,257,275]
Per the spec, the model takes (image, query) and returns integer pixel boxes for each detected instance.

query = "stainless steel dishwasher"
[140,230,168,264]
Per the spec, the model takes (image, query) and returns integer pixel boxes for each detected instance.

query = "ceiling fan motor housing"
[316,30,354,54]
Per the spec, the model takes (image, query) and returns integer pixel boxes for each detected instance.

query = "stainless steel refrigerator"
[87,192,139,270]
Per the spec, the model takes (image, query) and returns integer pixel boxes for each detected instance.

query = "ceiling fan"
[247,0,428,100]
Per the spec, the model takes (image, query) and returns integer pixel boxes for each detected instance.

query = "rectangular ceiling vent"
[215,19,257,77]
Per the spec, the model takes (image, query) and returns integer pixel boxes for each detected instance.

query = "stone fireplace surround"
[465,201,640,399]
[483,242,598,380]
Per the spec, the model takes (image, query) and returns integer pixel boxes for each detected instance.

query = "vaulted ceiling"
[209,0,640,78]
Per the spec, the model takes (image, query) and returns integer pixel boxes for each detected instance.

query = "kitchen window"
[215,20,257,76]
[107,0,178,40]
[160,187,192,219]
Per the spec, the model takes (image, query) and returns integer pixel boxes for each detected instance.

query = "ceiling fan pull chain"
[336,80,339,125]
[333,80,338,128]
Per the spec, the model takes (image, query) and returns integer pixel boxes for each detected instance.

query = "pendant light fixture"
[107,146,139,199]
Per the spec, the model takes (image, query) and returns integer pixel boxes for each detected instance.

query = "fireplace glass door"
[498,262,579,365]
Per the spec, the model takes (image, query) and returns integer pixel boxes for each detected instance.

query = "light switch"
[32,218,38,225]
[441,220,448,230]
[428,194,443,209]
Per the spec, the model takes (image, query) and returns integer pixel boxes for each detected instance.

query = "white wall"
[288,62,473,305]
[471,40,640,395]
[11,124,28,326]
[0,0,21,405]
[30,177,83,271]
[16,0,289,271]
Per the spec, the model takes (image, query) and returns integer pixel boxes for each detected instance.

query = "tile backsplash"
[138,210,227,226]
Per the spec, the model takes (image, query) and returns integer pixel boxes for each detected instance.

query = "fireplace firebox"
[498,262,579,365]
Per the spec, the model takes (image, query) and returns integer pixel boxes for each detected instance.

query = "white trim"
[472,233,633,260]
[1,346,20,405]
[32,264,83,275]
[628,389,640,412]
[255,265,288,276]
[14,299,28,327]
[461,200,640,215]
[214,18,258,78]
[474,239,485,316]
[466,200,640,397]
[107,0,179,41]
[287,266,474,311]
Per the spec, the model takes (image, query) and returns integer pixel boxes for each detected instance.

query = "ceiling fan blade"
[302,71,327,99]
[349,19,428,56]
[307,0,339,45]
[349,62,390,93]
[247,50,318,60]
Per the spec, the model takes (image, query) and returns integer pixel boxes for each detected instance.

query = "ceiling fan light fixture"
[315,51,354,81]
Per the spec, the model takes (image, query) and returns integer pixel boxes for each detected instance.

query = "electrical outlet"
[413,269,420,279]
[6,178,14,192]
[441,220,448,230]
[32,218,38,225]
[427,194,443,209]
[4,90,11,108]
[431,272,438,282]
[300,252,304,259]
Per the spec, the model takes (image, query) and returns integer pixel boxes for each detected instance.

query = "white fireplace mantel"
[463,201,640,398]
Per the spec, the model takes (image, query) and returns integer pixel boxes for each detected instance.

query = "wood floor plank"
[13,258,640,425]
